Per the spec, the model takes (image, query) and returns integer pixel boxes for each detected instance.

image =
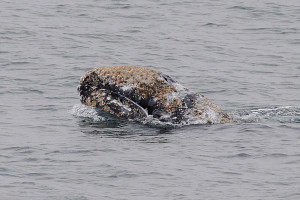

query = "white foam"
[232,106,300,123]
[70,104,105,121]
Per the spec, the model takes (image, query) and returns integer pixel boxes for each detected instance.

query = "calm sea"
[1,0,299,199]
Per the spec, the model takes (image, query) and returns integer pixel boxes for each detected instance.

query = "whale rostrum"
[78,66,233,124]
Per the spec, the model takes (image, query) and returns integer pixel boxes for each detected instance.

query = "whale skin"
[78,66,233,124]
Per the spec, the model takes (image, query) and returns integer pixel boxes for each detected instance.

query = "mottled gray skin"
[78,66,233,124]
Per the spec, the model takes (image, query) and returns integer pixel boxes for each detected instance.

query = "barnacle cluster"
[79,66,233,124]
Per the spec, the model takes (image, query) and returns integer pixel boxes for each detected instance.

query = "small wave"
[231,106,300,124]
[71,104,106,122]
[228,5,254,11]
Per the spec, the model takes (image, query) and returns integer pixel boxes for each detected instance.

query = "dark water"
[1,0,300,199]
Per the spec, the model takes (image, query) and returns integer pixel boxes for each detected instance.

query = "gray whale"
[78,66,233,124]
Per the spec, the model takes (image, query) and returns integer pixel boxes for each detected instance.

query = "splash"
[71,104,106,122]
[232,106,300,124]
[71,103,207,128]
[71,104,300,126]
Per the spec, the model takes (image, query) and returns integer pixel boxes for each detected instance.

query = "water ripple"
[1,0,300,199]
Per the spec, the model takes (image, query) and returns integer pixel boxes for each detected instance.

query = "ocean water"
[1,0,300,199]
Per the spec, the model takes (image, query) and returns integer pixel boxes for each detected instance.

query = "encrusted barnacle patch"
[79,66,233,124]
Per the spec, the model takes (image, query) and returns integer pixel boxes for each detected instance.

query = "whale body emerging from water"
[78,66,233,124]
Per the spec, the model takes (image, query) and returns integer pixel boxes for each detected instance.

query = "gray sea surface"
[1,0,300,199]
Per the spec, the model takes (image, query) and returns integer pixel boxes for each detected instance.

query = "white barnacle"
[120,85,133,91]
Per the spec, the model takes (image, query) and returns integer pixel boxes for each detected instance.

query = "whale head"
[78,66,233,124]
